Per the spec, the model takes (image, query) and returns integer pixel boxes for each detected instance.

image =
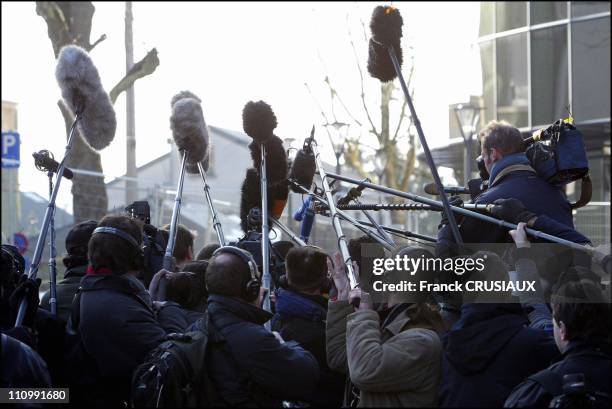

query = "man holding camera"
[439,120,577,248]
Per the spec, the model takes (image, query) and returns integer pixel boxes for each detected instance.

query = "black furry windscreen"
[289,146,316,192]
[242,100,277,143]
[367,5,404,82]
[239,167,288,233]
[248,135,288,185]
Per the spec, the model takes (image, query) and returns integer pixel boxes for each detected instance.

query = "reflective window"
[572,17,611,121]
[479,2,495,36]
[531,26,569,126]
[496,2,527,32]
[531,2,567,25]
[479,41,496,123]
[496,33,528,127]
[572,2,610,18]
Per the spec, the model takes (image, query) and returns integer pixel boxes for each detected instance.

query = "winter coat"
[206,294,320,407]
[439,303,559,407]
[327,301,443,407]
[0,332,52,388]
[437,153,581,249]
[505,338,611,407]
[271,288,345,407]
[70,271,189,407]
[40,264,87,322]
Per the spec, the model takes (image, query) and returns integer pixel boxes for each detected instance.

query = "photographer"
[327,247,444,407]
[438,120,576,249]
[41,220,97,322]
[505,279,611,407]
[70,214,188,407]
[205,246,319,406]
[271,246,345,407]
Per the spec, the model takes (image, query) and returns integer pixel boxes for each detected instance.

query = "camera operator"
[69,214,188,407]
[505,279,611,407]
[438,120,577,250]
[271,246,345,407]
[40,220,97,322]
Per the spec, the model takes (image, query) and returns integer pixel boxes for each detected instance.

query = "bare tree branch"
[109,48,159,104]
[349,19,379,138]
[304,82,336,146]
[87,33,107,52]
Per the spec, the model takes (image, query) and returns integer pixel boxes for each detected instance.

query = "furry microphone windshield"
[249,135,288,185]
[289,147,316,193]
[171,90,202,107]
[240,168,289,232]
[367,6,403,82]
[55,45,117,150]
[242,100,277,143]
[170,97,210,170]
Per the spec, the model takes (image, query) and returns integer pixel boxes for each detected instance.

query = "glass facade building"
[478,1,610,244]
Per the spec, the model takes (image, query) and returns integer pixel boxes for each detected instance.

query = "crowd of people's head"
[1,121,611,408]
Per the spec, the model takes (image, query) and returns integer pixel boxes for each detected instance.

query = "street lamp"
[454,103,483,186]
[326,121,350,175]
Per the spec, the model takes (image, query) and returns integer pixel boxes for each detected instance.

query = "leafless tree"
[306,17,420,224]
[36,1,159,222]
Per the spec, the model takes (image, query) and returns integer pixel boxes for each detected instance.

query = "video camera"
[125,200,168,286]
[525,118,589,187]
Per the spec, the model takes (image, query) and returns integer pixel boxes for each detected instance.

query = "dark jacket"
[505,338,611,407]
[0,332,52,388]
[207,294,319,407]
[438,153,577,249]
[271,288,345,407]
[40,264,87,322]
[440,303,559,407]
[71,272,188,407]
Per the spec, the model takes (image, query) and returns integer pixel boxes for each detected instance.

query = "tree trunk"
[36,1,108,222]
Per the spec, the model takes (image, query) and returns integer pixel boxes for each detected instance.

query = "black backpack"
[131,315,219,408]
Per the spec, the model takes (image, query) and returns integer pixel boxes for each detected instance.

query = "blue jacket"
[437,153,589,251]
[271,289,345,407]
[439,303,559,407]
[207,294,319,406]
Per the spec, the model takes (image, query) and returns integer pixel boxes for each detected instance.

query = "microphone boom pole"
[325,171,593,253]
[15,114,81,327]
[260,144,272,319]
[47,169,58,315]
[310,140,359,290]
[158,150,189,301]
[270,218,307,247]
[197,162,226,246]
[386,45,464,246]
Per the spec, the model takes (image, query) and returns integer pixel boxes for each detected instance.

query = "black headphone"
[92,226,145,270]
[212,246,261,302]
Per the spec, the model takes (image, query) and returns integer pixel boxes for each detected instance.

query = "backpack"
[131,314,216,408]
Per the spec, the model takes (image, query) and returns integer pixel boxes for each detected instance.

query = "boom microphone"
[240,168,288,233]
[170,97,210,169]
[242,100,277,143]
[337,185,367,206]
[33,151,74,180]
[367,6,403,82]
[289,145,316,193]
[423,183,469,196]
[55,45,116,150]
[249,135,288,185]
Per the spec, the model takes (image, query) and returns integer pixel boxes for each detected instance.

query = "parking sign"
[1,131,20,168]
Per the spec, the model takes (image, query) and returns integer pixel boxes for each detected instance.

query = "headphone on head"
[212,246,261,302]
[92,226,145,271]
